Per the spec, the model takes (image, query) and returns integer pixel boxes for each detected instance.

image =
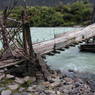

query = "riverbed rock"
[1,90,12,95]
[75,82,81,87]
[50,81,61,88]
[0,68,95,95]
[23,76,36,82]
[64,77,74,84]
[23,76,30,82]
[0,74,5,80]
[8,84,19,90]
[41,81,50,87]
[56,91,61,95]
[13,93,21,95]
[44,90,55,94]
[27,87,34,92]
[15,78,25,84]
[0,87,6,92]
[19,87,25,92]
[6,74,15,79]
[22,92,30,95]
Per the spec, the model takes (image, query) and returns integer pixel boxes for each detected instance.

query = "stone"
[1,90,12,95]
[27,87,34,92]
[56,91,61,95]
[8,84,19,90]
[51,82,61,88]
[52,77,61,82]
[68,69,74,72]
[24,76,30,82]
[6,74,15,79]
[39,92,46,95]
[27,85,37,92]
[0,74,5,80]
[48,79,54,83]
[22,92,30,95]
[0,70,4,73]
[75,82,81,87]
[0,87,5,92]
[28,94,33,95]
[19,87,25,92]
[44,90,55,94]
[42,82,50,87]
[28,77,36,83]
[64,77,74,84]
[15,78,25,84]
[13,93,21,95]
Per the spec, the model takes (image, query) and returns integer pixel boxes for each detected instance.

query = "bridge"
[0,24,95,68]
[33,24,95,55]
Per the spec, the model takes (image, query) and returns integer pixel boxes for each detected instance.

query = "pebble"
[27,87,33,92]
[19,87,25,92]
[22,92,29,95]
[1,90,12,95]
[56,91,61,95]
[6,74,15,79]
[24,76,30,82]
[51,82,61,88]
[0,74,5,80]
[8,84,19,90]
[0,87,5,92]
[44,90,55,94]
[75,82,81,87]
[13,93,21,95]
[15,78,25,84]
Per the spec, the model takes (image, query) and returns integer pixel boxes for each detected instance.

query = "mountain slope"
[0,0,94,9]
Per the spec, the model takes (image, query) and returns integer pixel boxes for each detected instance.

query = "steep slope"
[0,0,94,9]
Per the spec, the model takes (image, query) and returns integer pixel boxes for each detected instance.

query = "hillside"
[0,0,94,9]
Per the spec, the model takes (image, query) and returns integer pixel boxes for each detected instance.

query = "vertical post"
[1,9,10,50]
[21,9,35,58]
[53,28,56,52]
[0,8,13,58]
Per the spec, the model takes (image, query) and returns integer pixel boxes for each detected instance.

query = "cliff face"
[0,0,94,9]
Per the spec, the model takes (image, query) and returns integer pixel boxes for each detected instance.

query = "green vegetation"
[10,1,93,27]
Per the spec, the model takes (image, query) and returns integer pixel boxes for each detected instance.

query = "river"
[31,27,95,74]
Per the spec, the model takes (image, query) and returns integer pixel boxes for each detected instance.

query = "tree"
[0,0,51,81]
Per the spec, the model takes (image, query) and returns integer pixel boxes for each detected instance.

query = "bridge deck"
[33,24,95,55]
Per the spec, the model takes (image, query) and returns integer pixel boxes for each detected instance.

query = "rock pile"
[0,70,95,95]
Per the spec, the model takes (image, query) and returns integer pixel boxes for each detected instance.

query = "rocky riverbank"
[0,69,95,95]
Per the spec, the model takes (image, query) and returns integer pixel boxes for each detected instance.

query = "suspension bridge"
[0,23,95,68]
[33,24,95,55]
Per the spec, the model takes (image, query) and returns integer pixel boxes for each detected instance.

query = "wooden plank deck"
[0,59,25,69]
[33,24,95,55]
